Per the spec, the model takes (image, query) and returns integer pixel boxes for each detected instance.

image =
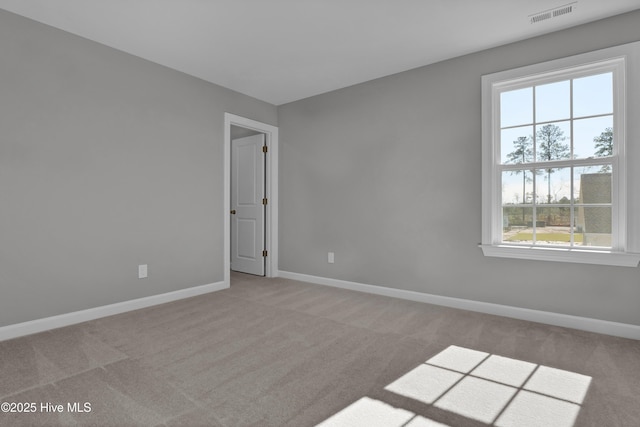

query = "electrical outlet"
[138,264,148,279]
[328,252,335,264]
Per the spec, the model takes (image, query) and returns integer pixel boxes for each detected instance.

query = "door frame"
[224,113,278,286]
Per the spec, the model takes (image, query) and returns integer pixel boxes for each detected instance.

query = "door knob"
[230,210,236,215]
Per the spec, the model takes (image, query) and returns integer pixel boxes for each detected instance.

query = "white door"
[231,134,265,275]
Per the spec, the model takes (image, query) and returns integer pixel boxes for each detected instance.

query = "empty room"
[1,1,640,426]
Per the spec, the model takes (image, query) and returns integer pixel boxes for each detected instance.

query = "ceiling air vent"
[531,12,552,24]
[530,2,577,24]
[553,4,574,17]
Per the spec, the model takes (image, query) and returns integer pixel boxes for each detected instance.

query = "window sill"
[479,244,640,267]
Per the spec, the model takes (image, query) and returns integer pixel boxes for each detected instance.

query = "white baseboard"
[0,281,227,342]
[278,271,640,340]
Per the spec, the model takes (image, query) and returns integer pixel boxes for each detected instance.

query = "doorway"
[230,131,265,276]
[223,113,279,287]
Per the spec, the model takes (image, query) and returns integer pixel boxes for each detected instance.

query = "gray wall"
[278,10,640,326]
[0,10,277,327]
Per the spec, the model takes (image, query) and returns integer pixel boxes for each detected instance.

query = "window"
[481,42,640,267]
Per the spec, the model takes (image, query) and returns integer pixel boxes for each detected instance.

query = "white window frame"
[481,42,640,267]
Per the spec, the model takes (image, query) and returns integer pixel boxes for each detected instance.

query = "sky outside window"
[500,72,613,204]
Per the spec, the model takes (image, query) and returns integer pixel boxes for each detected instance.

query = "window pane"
[536,167,571,204]
[575,206,611,247]
[535,122,571,162]
[575,167,612,204]
[503,207,533,241]
[502,170,533,205]
[536,80,570,122]
[501,87,533,128]
[573,72,613,118]
[573,116,613,159]
[536,207,572,246]
[501,126,533,164]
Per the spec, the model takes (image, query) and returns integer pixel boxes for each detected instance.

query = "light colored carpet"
[0,272,639,426]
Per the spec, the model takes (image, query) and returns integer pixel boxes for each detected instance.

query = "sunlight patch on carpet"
[317,345,591,427]
[315,397,449,427]
[523,365,591,404]
[495,390,581,427]
[471,354,537,387]
[434,376,517,423]
[426,345,489,373]
[383,345,591,427]
[385,364,463,404]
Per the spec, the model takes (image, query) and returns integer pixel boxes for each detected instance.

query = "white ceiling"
[1,1,639,105]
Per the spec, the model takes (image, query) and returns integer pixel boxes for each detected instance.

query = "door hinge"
[262,250,268,257]
[262,198,268,205]
[262,145,268,153]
